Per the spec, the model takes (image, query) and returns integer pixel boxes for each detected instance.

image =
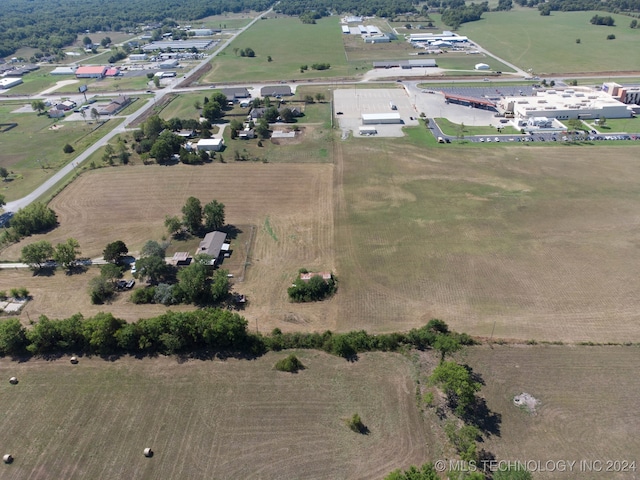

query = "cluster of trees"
[0,0,274,58]
[274,0,417,18]
[171,196,226,235]
[288,270,337,302]
[591,14,616,25]
[441,2,489,28]
[21,238,81,272]
[0,309,252,357]
[274,353,305,372]
[0,315,472,360]
[236,47,255,57]
[129,115,212,165]
[513,0,640,14]
[0,202,57,247]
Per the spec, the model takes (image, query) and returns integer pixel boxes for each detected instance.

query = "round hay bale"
[143,448,153,458]
[9,377,18,385]
[70,356,78,364]
[3,454,13,464]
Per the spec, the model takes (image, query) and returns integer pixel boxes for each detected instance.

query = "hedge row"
[0,310,473,358]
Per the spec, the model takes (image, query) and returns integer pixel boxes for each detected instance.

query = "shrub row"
[0,311,473,359]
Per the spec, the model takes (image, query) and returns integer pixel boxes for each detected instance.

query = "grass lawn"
[585,117,639,133]
[203,16,350,83]
[435,117,521,135]
[435,55,515,73]
[0,352,432,480]
[55,75,151,94]
[158,93,206,121]
[196,12,258,30]
[0,110,122,201]
[459,10,640,74]
[5,68,58,96]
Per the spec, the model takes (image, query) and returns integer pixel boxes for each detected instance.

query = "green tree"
[89,275,116,304]
[210,268,231,303]
[143,115,165,140]
[141,240,166,259]
[0,318,28,356]
[100,262,123,285]
[182,196,203,233]
[134,255,170,284]
[103,240,128,263]
[631,19,638,29]
[255,118,270,139]
[202,100,223,121]
[21,240,54,269]
[203,200,225,231]
[431,361,481,416]
[31,99,46,115]
[445,422,481,462]
[175,261,209,304]
[274,353,304,372]
[63,143,74,154]
[384,463,439,480]
[493,464,532,480]
[11,202,57,236]
[90,107,100,123]
[210,92,227,106]
[347,413,367,433]
[165,215,183,237]
[53,238,80,270]
[150,138,173,163]
[0,167,9,181]
[315,93,325,102]
[83,36,92,46]
[434,333,462,362]
[280,107,294,123]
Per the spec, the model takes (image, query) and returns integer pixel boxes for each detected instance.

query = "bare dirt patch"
[48,124,65,131]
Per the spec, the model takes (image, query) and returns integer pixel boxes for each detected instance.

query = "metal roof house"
[260,85,292,97]
[196,231,228,264]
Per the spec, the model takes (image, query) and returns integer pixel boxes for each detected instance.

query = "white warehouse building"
[498,88,633,120]
[361,113,402,124]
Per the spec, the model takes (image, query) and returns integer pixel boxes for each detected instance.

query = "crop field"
[333,135,640,342]
[0,351,432,480]
[460,345,640,479]
[203,16,350,83]
[459,10,640,74]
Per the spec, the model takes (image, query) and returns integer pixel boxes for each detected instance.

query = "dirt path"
[39,79,80,95]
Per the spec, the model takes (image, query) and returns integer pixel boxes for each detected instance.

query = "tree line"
[0,0,274,58]
[0,313,473,359]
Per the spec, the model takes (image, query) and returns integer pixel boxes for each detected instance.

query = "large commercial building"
[498,88,633,121]
[361,113,402,124]
[142,39,215,52]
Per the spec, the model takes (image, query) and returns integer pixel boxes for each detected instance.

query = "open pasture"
[0,162,335,329]
[461,345,640,479]
[203,16,350,83]
[334,136,640,342]
[0,108,119,201]
[0,351,431,480]
[459,10,640,74]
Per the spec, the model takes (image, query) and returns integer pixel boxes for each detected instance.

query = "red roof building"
[75,66,107,78]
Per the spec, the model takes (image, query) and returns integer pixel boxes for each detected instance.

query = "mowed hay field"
[0,163,335,328]
[0,351,432,480]
[462,345,640,479]
[334,138,640,343]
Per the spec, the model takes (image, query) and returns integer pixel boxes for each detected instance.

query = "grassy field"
[0,109,121,202]
[3,68,57,96]
[0,351,432,480]
[203,16,351,83]
[459,10,640,74]
[435,117,521,135]
[434,55,515,74]
[333,133,640,342]
[460,345,640,479]
[585,117,639,133]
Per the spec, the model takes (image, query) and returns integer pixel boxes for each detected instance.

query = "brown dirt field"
[460,345,640,479]
[0,351,433,480]
[0,163,335,328]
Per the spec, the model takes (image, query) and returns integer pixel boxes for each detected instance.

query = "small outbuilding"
[361,113,402,124]
[474,63,490,70]
[196,138,224,152]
